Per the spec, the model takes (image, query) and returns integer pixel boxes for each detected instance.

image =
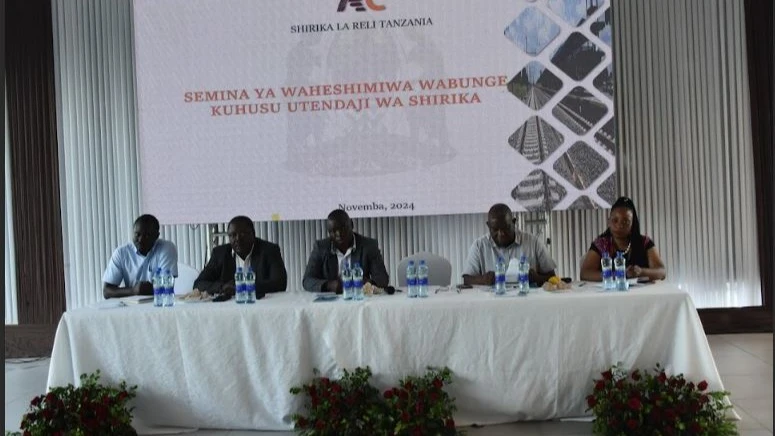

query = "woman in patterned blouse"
[580,197,666,282]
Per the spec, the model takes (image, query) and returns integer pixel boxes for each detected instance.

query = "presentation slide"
[133,0,614,224]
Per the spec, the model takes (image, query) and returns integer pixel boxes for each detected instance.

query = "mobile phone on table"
[456,284,473,290]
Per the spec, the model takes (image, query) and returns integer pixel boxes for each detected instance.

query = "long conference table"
[47,282,729,432]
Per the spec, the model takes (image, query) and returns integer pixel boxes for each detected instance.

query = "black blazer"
[194,238,287,298]
[302,233,390,292]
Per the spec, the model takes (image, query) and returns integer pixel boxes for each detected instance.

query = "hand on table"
[626,265,642,278]
[325,279,342,294]
[133,281,153,296]
[221,280,236,297]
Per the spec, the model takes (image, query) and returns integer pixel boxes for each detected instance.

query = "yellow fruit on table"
[548,276,561,285]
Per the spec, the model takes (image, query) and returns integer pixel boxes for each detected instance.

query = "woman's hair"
[603,196,646,264]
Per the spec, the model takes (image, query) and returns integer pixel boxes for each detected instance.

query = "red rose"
[586,395,597,408]
[664,409,677,421]
[315,419,325,430]
[404,381,414,390]
[689,422,703,433]
[308,385,317,396]
[30,396,42,407]
[296,417,308,428]
[331,383,342,393]
[415,402,424,414]
[417,389,426,398]
[699,394,709,404]
[52,432,62,436]
[433,378,443,389]
[615,379,625,389]
[627,419,638,430]
[687,382,695,390]
[320,377,330,386]
[24,432,31,436]
[601,370,613,380]
[384,390,394,399]
[42,409,54,419]
[118,391,128,402]
[45,392,57,403]
[631,370,641,381]
[430,392,440,401]
[697,380,708,391]
[689,400,700,412]
[445,418,456,429]
[412,427,423,436]
[628,397,642,410]
[594,380,606,391]
[657,372,667,383]
[401,412,410,422]
[677,378,686,387]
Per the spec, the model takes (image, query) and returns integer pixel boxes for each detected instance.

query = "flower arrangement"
[290,366,388,435]
[15,370,137,436]
[291,366,462,436]
[586,363,736,435]
[382,367,459,436]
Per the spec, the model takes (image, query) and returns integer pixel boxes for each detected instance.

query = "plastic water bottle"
[417,260,429,298]
[601,251,614,290]
[245,267,256,304]
[152,267,163,307]
[342,266,353,300]
[518,254,529,295]
[352,262,364,300]
[162,269,175,307]
[235,267,247,303]
[614,251,628,291]
[406,260,418,298]
[495,256,507,295]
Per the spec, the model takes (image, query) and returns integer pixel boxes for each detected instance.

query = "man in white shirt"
[462,204,557,286]
[103,214,178,299]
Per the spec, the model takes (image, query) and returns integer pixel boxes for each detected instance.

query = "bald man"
[462,204,557,286]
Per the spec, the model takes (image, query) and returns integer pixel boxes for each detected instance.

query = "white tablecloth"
[48,283,727,431]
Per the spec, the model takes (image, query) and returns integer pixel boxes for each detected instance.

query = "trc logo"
[337,0,386,12]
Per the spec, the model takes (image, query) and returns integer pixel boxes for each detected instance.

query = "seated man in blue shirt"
[102,214,178,299]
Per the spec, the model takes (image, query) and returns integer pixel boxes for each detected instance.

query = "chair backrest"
[396,252,452,287]
[174,263,201,295]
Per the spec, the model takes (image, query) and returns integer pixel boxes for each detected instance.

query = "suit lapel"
[223,248,236,281]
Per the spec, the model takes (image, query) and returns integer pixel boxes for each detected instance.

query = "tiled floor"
[6,334,772,435]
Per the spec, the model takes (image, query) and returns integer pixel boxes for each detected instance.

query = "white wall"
[47,0,761,311]
[5,85,19,325]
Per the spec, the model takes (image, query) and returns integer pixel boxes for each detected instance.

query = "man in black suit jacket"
[194,216,287,299]
[303,209,389,293]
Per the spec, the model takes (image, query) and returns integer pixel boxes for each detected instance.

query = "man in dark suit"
[194,216,287,299]
[303,209,390,293]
